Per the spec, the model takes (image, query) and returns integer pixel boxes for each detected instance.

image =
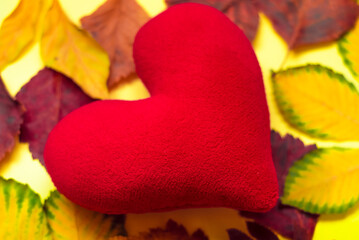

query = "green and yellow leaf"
[272,65,359,141]
[40,0,110,99]
[338,17,359,78]
[0,0,47,71]
[282,148,359,214]
[0,177,49,239]
[45,191,126,240]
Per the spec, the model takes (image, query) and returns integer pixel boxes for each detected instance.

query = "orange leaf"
[81,0,150,88]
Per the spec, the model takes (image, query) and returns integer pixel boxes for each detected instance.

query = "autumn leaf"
[0,77,23,161]
[272,65,359,141]
[45,191,126,240]
[270,130,317,195]
[16,68,93,165]
[40,0,110,99]
[255,0,359,48]
[246,222,278,240]
[282,147,359,214]
[0,177,50,239]
[81,0,150,88]
[240,131,318,240]
[227,229,252,240]
[339,16,359,79]
[166,0,259,41]
[110,220,208,240]
[0,0,47,71]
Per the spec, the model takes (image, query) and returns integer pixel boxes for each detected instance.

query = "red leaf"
[227,229,252,240]
[81,0,150,88]
[166,0,259,41]
[240,131,318,240]
[16,68,94,165]
[246,222,279,240]
[270,130,316,195]
[255,0,359,48]
[0,78,23,160]
[139,219,209,240]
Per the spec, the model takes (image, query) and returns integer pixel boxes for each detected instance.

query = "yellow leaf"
[0,0,46,71]
[272,65,359,141]
[282,148,359,214]
[45,191,126,240]
[339,17,359,78]
[0,177,49,239]
[40,0,110,99]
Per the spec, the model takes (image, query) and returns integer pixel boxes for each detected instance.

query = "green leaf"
[0,177,49,239]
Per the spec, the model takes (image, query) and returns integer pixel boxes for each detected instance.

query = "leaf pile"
[166,0,359,48]
[1,0,359,239]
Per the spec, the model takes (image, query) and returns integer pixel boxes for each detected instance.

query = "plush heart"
[44,3,278,214]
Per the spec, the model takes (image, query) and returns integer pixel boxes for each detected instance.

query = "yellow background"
[0,0,358,239]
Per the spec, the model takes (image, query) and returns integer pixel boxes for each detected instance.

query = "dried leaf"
[246,222,279,240]
[0,0,46,71]
[16,68,93,165]
[45,191,126,240]
[272,65,359,141]
[227,228,252,240]
[0,177,49,239]
[0,77,23,160]
[270,130,316,195]
[110,220,208,240]
[166,0,259,41]
[40,0,110,99]
[282,148,359,214]
[240,131,318,240]
[255,0,359,48]
[81,0,149,88]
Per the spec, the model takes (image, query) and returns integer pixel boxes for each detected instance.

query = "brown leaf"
[166,0,259,41]
[16,68,94,165]
[110,219,208,240]
[255,0,359,48]
[0,78,23,160]
[81,0,150,88]
[240,131,318,240]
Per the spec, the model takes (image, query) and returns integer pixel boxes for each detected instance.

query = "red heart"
[44,3,278,214]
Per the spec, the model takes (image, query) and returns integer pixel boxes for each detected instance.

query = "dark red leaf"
[139,219,209,240]
[166,0,259,41]
[227,228,252,240]
[255,0,359,48]
[246,222,279,240]
[241,204,318,240]
[270,130,316,195]
[240,131,318,240]
[16,68,94,165]
[0,78,23,160]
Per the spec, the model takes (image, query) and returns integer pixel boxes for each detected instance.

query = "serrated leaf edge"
[272,64,359,140]
[282,148,359,214]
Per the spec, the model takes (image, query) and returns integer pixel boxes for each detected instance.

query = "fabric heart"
[44,3,278,214]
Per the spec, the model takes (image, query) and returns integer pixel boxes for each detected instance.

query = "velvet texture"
[44,3,278,214]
